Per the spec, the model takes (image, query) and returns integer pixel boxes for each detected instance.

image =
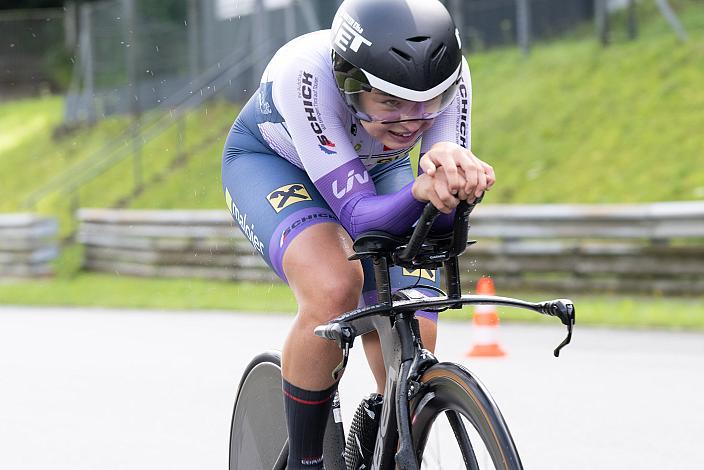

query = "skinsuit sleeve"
[271,57,425,240]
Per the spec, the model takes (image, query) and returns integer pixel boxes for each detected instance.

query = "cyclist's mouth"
[387,128,418,144]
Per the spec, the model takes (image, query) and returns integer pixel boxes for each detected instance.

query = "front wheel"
[411,362,523,470]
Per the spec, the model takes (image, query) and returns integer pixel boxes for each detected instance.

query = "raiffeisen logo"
[332,10,372,53]
[267,183,312,213]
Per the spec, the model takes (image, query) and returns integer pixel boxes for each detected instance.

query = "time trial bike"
[229,197,575,469]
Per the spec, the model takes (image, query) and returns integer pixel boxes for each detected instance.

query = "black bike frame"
[315,201,575,470]
[320,294,574,470]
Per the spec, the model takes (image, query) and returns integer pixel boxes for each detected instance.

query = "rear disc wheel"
[229,352,287,470]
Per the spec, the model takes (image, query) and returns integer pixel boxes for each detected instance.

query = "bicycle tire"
[229,351,287,470]
[411,362,523,470]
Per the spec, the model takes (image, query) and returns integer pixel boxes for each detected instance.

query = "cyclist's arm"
[272,60,425,239]
[419,57,472,155]
[418,58,473,230]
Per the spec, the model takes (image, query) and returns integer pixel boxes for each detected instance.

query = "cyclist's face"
[360,117,433,150]
[359,91,434,149]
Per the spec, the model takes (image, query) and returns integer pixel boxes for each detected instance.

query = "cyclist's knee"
[296,268,363,322]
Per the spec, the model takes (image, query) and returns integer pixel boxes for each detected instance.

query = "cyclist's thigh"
[222,148,339,284]
[283,223,365,315]
[362,157,442,322]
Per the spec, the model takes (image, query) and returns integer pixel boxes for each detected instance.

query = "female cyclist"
[222,0,494,468]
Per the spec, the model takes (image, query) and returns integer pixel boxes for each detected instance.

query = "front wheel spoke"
[446,411,480,470]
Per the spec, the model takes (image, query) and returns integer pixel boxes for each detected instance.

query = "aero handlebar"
[396,194,484,265]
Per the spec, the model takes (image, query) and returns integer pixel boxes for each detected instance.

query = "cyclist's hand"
[412,166,468,214]
[419,142,496,199]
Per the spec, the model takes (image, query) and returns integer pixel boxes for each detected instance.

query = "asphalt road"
[0,306,702,469]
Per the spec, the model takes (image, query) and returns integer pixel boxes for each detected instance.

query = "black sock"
[282,379,338,470]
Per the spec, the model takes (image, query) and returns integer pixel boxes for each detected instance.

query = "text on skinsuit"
[458,81,469,148]
[258,91,271,115]
[279,211,337,248]
[332,169,369,198]
[225,188,265,255]
[300,456,323,466]
[300,71,336,149]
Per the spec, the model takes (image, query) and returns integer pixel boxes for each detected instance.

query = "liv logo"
[332,169,369,198]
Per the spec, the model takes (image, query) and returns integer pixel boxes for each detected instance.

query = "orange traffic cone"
[467,277,506,357]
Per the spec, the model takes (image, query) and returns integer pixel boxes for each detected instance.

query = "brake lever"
[550,299,575,357]
[553,320,573,357]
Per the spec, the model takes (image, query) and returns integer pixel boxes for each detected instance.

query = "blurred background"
[0,2,703,469]
[0,0,702,327]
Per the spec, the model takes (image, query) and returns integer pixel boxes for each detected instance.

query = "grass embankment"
[1,1,703,326]
[468,0,704,203]
[0,98,239,236]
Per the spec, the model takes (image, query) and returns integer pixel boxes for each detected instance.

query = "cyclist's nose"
[399,120,425,132]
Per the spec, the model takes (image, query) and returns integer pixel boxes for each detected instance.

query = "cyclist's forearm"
[340,182,426,239]
[312,159,425,238]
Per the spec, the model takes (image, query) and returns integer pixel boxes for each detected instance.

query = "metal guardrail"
[77,209,277,282]
[0,213,58,278]
[76,202,704,294]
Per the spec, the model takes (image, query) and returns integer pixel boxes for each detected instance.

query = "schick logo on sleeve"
[332,169,369,199]
[332,10,372,52]
[458,80,469,148]
[300,71,335,148]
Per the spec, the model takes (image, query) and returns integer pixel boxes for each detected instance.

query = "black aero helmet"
[331,0,463,123]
